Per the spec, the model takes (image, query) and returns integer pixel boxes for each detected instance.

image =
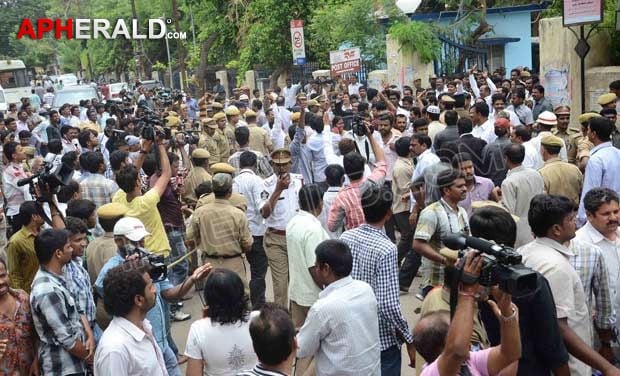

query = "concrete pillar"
[216,70,229,97]
[539,17,610,128]
[386,34,435,90]
[367,70,388,90]
[245,70,257,93]
[585,66,620,112]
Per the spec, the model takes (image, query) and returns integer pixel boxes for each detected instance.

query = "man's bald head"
[413,310,450,363]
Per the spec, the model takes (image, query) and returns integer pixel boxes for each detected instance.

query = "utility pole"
[130,0,144,80]
[172,0,186,91]
[164,14,174,89]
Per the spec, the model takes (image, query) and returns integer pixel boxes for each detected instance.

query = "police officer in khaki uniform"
[568,112,600,170]
[245,109,273,156]
[225,105,241,155]
[196,163,247,211]
[184,148,212,207]
[199,117,221,166]
[552,105,571,148]
[190,173,253,290]
[538,135,583,205]
[214,112,231,161]
[88,202,127,330]
[259,148,303,308]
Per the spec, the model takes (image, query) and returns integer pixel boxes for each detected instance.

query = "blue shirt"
[578,142,620,226]
[186,98,199,120]
[94,253,173,350]
[290,126,313,184]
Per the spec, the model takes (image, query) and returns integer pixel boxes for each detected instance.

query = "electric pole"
[172,0,186,91]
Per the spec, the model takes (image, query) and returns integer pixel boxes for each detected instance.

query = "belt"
[165,224,185,231]
[267,227,286,236]
[203,253,242,260]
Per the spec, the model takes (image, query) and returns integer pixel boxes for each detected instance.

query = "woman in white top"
[185,268,258,376]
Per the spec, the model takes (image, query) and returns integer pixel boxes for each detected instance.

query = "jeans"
[163,343,182,376]
[246,235,269,309]
[381,345,402,376]
[167,229,189,286]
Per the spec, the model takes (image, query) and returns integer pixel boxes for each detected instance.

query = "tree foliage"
[388,21,441,64]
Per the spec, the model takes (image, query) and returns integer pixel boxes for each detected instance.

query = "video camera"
[352,116,371,137]
[443,234,538,298]
[137,102,171,141]
[129,246,168,283]
[17,157,74,203]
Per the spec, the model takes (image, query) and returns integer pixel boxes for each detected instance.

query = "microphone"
[443,234,503,254]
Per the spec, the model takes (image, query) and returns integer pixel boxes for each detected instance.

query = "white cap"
[113,217,150,241]
[426,105,440,115]
[537,111,557,126]
[239,94,249,101]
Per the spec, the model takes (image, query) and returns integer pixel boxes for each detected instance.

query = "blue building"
[409,3,549,75]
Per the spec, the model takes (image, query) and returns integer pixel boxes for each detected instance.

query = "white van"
[0,85,7,113]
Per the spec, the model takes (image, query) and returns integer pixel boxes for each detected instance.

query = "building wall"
[431,10,533,74]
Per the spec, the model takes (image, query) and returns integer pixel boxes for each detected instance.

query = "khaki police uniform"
[214,112,231,160]
[538,135,584,205]
[191,197,253,291]
[89,203,127,330]
[259,149,303,308]
[184,148,213,206]
[196,163,247,211]
[247,123,272,156]
[199,118,221,166]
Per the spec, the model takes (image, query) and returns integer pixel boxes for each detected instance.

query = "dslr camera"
[444,234,538,298]
[17,157,74,203]
[352,115,370,137]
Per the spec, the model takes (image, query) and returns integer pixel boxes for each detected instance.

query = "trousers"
[263,231,289,308]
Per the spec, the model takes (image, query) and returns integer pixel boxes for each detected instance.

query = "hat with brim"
[537,111,557,126]
[578,112,601,123]
[597,93,616,106]
[113,217,150,241]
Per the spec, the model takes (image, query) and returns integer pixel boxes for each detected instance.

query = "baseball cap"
[113,217,150,241]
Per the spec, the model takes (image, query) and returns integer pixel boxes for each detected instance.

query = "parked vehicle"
[52,85,100,108]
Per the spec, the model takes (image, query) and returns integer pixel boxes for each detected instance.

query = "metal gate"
[434,34,488,76]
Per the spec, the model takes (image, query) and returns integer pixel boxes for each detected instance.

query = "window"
[487,45,505,73]
[0,69,28,89]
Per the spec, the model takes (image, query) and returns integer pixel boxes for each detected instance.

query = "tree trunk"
[196,32,218,96]
[269,65,290,90]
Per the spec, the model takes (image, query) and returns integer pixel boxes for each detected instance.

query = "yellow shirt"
[113,189,171,257]
[7,226,38,293]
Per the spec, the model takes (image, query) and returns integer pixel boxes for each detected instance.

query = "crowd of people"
[0,67,619,376]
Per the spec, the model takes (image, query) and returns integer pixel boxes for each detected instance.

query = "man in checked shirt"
[340,184,415,374]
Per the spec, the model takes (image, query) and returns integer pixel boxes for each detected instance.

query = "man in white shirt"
[488,93,521,127]
[528,111,568,169]
[286,184,330,375]
[347,75,363,96]
[519,194,620,376]
[94,262,171,376]
[233,151,269,309]
[425,105,445,143]
[575,188,620,334]
[470,102,496,144]
[297,239,380,376]
[282,79,301,109]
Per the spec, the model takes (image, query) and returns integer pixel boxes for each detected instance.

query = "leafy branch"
[388,21,441,63]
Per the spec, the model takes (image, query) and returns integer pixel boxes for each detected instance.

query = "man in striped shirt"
[327,121,386,232]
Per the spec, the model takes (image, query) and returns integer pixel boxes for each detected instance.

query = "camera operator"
[413,251,521,376]
[2,142,32,235]
[470,205,570,375]
[113,132,171,258]
[94,217,212,376]
[521,195,620,376]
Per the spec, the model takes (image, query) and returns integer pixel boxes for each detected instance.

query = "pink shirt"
[421,348,493,376]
